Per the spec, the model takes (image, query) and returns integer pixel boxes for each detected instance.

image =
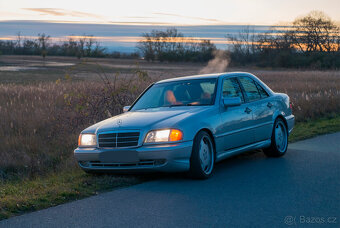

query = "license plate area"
[99,150,139,163]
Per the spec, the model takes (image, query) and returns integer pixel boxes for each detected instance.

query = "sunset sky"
[1,0,339,25]
[1,0,339,52]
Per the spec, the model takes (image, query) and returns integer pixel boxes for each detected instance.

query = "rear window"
[239,77,261,102]
[255,82,269,98]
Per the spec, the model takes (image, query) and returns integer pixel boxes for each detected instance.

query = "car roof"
[155,72,253,84]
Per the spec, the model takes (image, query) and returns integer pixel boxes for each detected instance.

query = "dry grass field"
[1,55,340,178]
[0,55,340,219]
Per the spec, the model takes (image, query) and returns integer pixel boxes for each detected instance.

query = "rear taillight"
[289,102,293,110]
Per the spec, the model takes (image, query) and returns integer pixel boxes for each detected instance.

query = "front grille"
[98,132,140,148]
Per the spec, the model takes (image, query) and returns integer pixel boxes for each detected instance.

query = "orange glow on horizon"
[0,35,234,45]
[1,35,338,51]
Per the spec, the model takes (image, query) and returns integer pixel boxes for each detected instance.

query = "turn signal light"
[169,129,183,141]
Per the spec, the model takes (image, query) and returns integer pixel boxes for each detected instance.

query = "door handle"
[245,107,252,114]
[267,102,273,108]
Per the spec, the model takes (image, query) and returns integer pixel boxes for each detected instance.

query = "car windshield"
[131,79,217,111]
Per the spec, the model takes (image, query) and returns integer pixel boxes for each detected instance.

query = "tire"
[263,118,288,157]
[188,131,215,179]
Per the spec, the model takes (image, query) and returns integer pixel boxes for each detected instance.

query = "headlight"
[144,129,183,143]
[78,133,97,147]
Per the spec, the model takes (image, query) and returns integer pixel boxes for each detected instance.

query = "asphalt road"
[1,132,340,228]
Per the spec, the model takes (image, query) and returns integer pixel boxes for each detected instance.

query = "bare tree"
[77,36,86,59]
[226,26,259,64]
[85,36,94,57]
[290,11,340,53]
[37,33,50,59]
[137,28,216,62]
[16,32,22,50]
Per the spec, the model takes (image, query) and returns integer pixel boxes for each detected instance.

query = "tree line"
[137,28,216,62]
[0,33,139,59]
[226,11,340,68]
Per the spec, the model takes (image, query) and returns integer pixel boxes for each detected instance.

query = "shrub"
[0,70,152,179]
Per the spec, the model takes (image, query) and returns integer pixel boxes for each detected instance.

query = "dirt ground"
[0,55,339,85]
[0,55,205,83]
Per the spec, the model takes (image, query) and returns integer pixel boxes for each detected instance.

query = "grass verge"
[0,169,151,220]
[1,115,340,221]
[289,115,340,142]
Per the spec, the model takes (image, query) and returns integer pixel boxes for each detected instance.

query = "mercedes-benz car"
[74,72,294,179]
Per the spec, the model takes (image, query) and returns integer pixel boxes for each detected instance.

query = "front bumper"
[74,141,193,173]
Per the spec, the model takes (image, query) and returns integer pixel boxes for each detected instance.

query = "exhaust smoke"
[199,50,229,74]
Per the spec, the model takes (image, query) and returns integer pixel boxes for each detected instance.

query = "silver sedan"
[74,72,294,179]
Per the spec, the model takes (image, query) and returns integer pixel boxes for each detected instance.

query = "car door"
[238,77,273,143]
[219,77,254,151]
[252,81,274,142]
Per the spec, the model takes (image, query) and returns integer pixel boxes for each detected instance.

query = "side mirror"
[223,97,242,107]
[123,106,131,113]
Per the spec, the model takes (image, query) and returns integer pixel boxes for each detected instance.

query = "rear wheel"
[263,118,288,157]
[188,131,215,179]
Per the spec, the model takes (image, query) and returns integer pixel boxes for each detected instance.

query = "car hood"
[83,106,210,134]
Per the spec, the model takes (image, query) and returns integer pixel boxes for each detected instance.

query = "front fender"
[175,108,220,142]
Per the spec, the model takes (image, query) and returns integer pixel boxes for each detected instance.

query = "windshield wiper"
[168,103,194,108]
[134,106,159,111]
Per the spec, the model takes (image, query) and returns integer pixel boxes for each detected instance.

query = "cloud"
[125,16,155,19]
[153,12,224,24]
[23,8,104,19]
[108,21,172,26]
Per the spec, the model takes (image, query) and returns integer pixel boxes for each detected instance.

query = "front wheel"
[188,131,215,179]
[263,118,288,157]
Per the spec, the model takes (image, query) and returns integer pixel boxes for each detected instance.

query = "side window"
[222,78,244,102]
[255,82,269,98]
[239,77,261,102]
